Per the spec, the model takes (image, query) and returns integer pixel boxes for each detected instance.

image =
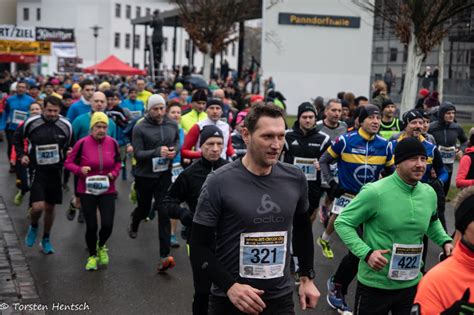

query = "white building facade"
[261,0,374,115]
[14,0,238,75]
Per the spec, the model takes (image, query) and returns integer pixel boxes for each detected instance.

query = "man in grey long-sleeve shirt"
[128,94,180,273]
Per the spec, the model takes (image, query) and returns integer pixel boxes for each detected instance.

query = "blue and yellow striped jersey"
[328,128,394,194]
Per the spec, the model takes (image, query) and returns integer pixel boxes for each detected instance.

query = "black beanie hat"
[455,194,474,234]
[341,100,350,109]
[358,105,380,124]
[297,102,316,120]
[381,99,395,111]
[394,137,427,165]
[402,109,424,126]
[200,125,223,147]
[192,89,208,103]
[206,98,223,109]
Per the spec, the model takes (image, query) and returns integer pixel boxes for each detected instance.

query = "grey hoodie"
[132,114,180,178]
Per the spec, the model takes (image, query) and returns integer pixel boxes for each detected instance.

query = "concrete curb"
[0,196,44,315]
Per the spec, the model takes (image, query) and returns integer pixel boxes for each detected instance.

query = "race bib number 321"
[239,231,287,279]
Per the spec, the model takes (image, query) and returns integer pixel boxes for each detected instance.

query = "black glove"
[441,288,474,315]
[328,180,345,200]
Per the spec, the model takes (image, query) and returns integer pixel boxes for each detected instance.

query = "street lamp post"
[90,25,102,75]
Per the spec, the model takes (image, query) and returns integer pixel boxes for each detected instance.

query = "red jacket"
[456,146,474,188]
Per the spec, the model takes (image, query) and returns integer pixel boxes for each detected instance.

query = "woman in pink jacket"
[65,112,121,271]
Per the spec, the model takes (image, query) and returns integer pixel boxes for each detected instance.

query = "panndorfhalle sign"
[279,12,360,28]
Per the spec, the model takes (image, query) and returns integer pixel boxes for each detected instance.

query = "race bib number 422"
[239,231,287,279]
[388,243,423,281]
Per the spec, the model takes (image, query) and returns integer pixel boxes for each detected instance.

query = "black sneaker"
[77,211,85,223]
[66,200,77,221]
[181,226,188,240]
[128,225,137,239]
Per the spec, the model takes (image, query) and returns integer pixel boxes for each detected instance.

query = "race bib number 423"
[239,231,287,279]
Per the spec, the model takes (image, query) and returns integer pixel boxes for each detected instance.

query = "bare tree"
[355,0,474,113]
[174,0,259,82]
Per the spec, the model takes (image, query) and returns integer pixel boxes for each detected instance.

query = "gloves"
[328,180,345,200]
[441,288,474,315]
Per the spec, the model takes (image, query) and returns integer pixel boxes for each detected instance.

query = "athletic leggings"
[79,193,116,256]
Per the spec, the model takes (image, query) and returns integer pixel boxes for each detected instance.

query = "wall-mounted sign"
[279,13,360,28]
[0,40,51,55]
[0,25,36,41]
[36,27,75,42]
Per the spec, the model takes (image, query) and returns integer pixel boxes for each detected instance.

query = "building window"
[126,5,131,19]
[136,6,141,18]
[389,48,397,62]
[114,33,120,48]
[231,43,236,56]
[146,8,151,16]
[36,8,41,21]
[115,4,121,18]
[164,37,168,52]
[125,33,131,49]
[23,8,29,21]
[134,34,140,49]
[374,47,384,62]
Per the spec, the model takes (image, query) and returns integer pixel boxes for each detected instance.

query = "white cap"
[147,94,166,110]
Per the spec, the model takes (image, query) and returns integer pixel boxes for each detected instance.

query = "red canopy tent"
[83,55,146,76]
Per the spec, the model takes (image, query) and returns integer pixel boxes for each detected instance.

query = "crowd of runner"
[0,69,473,314]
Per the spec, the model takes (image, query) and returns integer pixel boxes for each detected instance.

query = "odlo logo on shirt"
[254,194,284,224]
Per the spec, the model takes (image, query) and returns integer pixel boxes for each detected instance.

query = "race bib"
[35,144,60,165]
[85,175,110,195]
[12,110,28,125]
[438,146,456,164]
[388,243,423,281]
[293,157,317,181]
[130,110,142,119]
[152,157,169,173]
[171,162,184,183]
[239,231,287,279]
[331,193,354,215]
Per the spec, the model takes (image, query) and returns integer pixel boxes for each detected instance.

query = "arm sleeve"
[110,140,122,178]
[66,105,75,122]
[414,276,445,315]
[385,142,395,167]
[320,151,337,184]
[64,140,83,176]
[13,122,26,159]
[432,148,449,183]
[457,126,468,150]
[456,155,474,188]
[0,101,8,131]
[181,124,202,159]
[132,125,160,161]
[190,222,236,293]
[293,211,314,272]
[162,173,188,214]
[334,185,378,259]
[226,132,235,158]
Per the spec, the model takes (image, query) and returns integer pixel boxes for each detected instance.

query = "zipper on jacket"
[98,143,103,173]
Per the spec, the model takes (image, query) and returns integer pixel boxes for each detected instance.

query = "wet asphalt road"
[0,142,456,314]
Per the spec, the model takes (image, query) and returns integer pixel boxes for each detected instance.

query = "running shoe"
[181,226,188,240]
[66,200,77,221]
[170,235,180,248]
[85,256,98,271]
[129,181,137,204]
[97,243,109,265]
[40,238,55,254]
[14,190,23,206]
[25,226,38,247]
[327,277,352,313]
[157,256,176,273]
[77,210,85,223]
[16,179,22,189]
[121,162,127,181]
[317,237,334,259]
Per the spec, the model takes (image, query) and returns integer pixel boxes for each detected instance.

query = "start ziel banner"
[0,25,35,41]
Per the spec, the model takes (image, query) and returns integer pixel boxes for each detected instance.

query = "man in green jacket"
[335,137,453,314]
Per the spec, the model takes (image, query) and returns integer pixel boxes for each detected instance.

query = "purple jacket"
[65,135,121,195]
